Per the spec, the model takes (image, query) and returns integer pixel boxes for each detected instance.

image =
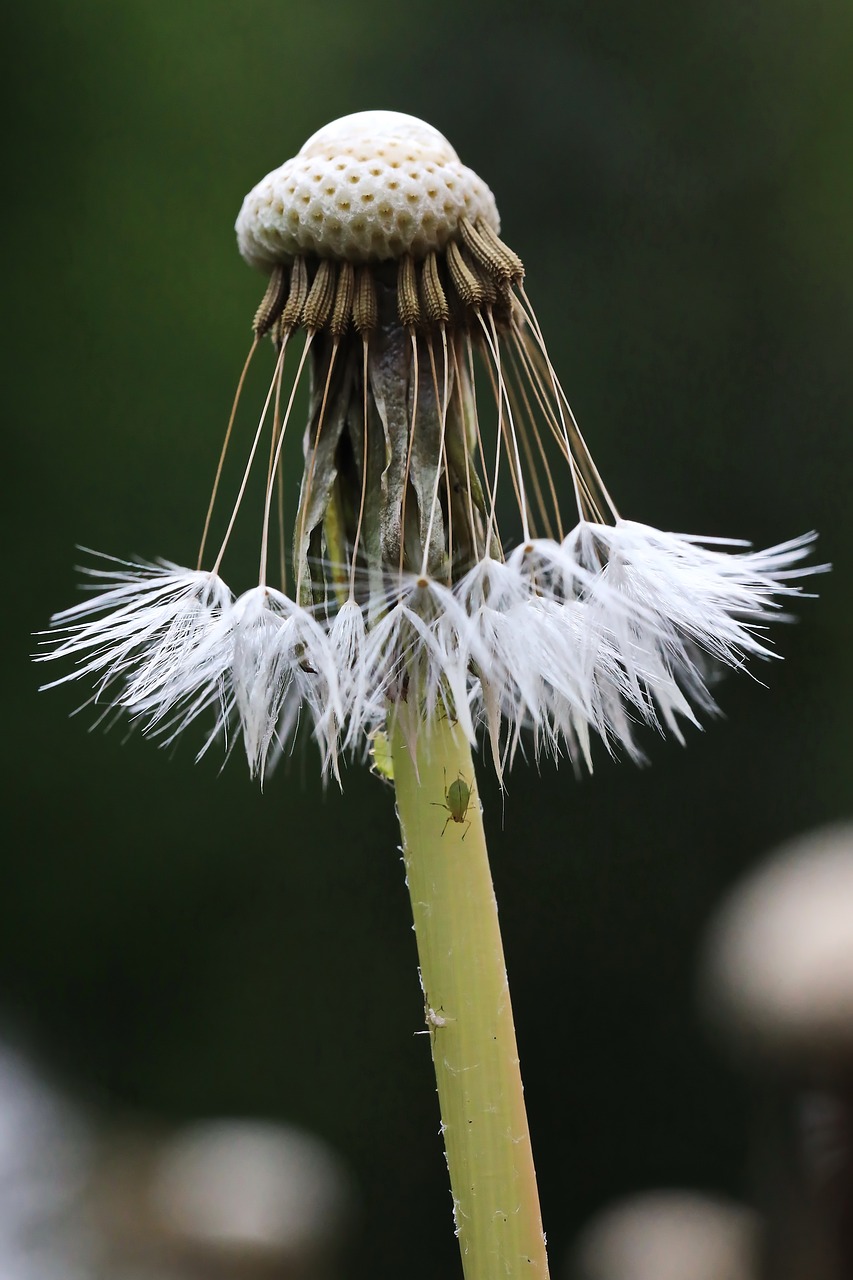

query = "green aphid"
[433,770,475,839]
[368,729,394,784]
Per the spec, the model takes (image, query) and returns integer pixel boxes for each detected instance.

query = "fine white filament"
[36,524,821,782]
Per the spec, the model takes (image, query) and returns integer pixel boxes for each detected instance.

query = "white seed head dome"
[236,110,501,269]
[701,824,853,1071]
[573,1192,759,1280]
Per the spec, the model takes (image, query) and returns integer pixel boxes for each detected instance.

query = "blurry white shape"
[571,1190,759,1280]
[148,1119,352,1259]
[0,1043,92,1279]
[701,824,853,1067]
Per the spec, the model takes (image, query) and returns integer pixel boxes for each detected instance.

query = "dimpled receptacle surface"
[236,111,501,270]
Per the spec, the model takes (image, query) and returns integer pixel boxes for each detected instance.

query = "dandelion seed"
[37,110,824,778]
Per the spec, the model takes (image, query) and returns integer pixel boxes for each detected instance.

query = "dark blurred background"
[5,1,851,1276]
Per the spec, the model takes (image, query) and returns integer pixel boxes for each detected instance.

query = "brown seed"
[397,254,422,328]
[281,256,309,331]
[446,241,484,309]
[302,259,336,332]
[420,252,450,324]
[252,263,289,337]
[352,266,378,333]
[459,217,524,283]
[330,261,355,336]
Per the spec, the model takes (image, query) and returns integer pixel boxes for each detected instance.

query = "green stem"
[390,714,549,1279]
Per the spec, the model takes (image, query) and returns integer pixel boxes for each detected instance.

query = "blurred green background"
[5,1,851,1275]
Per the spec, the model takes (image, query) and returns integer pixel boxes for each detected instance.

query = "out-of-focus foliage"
[4,2,851,1276]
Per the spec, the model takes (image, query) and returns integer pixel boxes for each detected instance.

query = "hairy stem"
[390,714,549,1279]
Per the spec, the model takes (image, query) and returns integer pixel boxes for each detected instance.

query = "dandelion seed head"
[236,111,500,269]
[37,111,826,783]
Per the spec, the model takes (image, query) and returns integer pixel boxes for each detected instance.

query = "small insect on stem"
[414,1003,451,1041]
[368,728,394,784]
[432,770,475,840]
